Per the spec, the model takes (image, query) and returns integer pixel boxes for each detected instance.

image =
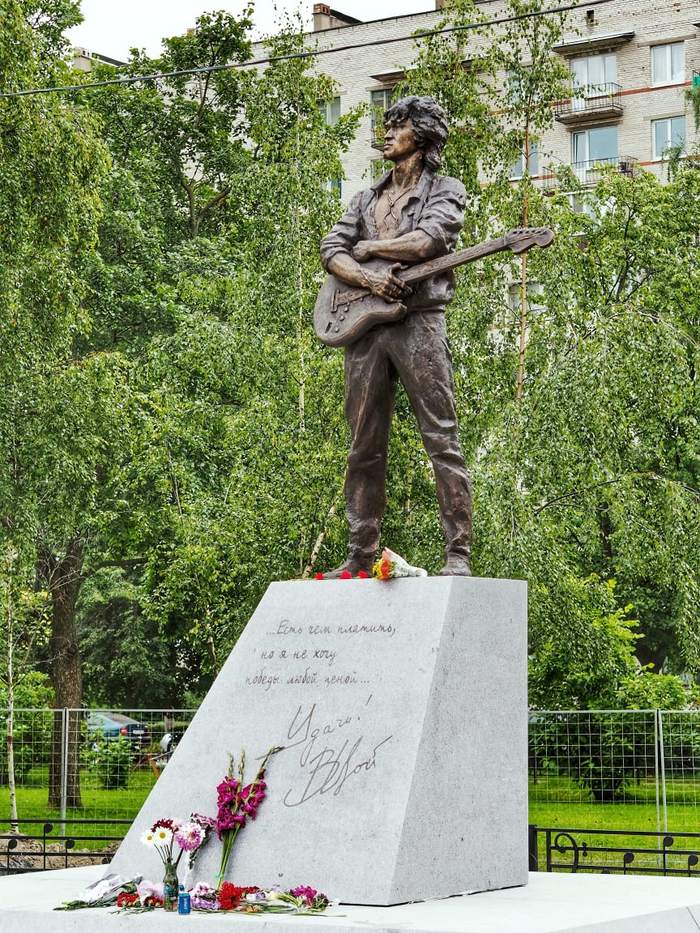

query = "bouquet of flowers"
[227,884,333,914]
[214,745,283,889]
[55,873,141,911]
[111,880,335,915]
[140,813,214,909]
[373,547,427,581]
[56,747,340,917]
[140,814,212,871]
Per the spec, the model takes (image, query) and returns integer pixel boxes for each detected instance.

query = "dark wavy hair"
[384,95,449,170]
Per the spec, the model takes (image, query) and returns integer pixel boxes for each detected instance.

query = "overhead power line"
[0,0,617,101]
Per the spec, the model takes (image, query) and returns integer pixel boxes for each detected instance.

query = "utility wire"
[1,0,616,100]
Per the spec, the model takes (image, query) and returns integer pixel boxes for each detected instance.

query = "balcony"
[570,156,638,186]
[554,83,623,125]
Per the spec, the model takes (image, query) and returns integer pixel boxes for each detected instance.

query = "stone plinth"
[109,577,528,905]
[6,867,700,933]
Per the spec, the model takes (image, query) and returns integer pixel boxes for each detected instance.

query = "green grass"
[0,766,157,849]
[3,768,700,864]
[528,774,700,873]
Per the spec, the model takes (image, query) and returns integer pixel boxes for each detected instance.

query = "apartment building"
[254,0,700,201]
[72,48,127,72]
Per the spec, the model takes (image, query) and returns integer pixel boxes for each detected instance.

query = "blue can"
[178,884,191,915]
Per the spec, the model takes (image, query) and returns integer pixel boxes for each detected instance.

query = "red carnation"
[314,572,324,580]
[356,570,369,578]
[339,569,352,579]
[218,883,260,911]
[116,892,140,908]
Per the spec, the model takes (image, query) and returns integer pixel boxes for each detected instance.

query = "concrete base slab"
[3,866,700,932]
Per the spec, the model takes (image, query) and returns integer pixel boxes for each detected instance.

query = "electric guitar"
[314,226,554,348]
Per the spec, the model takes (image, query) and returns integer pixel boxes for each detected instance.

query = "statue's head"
[383,95,449,170]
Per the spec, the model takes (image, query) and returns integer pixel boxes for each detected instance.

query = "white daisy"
[154,827,173,845]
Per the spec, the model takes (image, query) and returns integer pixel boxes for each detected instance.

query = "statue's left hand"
[351,241,374,263]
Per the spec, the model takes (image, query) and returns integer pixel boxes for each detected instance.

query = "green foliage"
[531,711,657,802]
[0,703,53,783]
[88,737,133,790]
[687,84,700,131]
[529,578,641,709]
[0,672,53,709]
[2,0,698,715]
[401,0,700,698]
[618,672,688,711]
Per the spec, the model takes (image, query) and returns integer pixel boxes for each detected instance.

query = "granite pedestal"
[109,577,528,905]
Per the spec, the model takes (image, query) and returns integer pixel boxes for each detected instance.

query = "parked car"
[87,712,150,747]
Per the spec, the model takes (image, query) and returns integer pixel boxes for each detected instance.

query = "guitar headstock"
[505,227,555,254]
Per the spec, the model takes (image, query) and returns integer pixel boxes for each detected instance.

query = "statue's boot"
[323,551,374,579]
[439,553,472,576]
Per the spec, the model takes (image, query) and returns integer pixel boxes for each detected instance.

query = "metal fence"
[528,710,700,835]
[0,708,197,839]
[529,826,700,877]
[3,708,700,845]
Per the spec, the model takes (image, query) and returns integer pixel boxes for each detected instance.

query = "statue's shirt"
[374,183,415,239]
[320,167,466,312]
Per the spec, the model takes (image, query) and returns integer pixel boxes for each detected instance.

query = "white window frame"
[571,52,617,91]
[572,126,619,165]
[370,87,396,146]
[651,41,685,87]
[652,115,686,160]
[320,96,341,126]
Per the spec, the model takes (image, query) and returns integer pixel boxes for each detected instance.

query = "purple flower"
[174,822,203,852]
[190,812,216,829]
[289,885,327,907]
[190,882,219,911]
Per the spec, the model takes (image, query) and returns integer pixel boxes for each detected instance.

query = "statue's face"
[382,116,420,163]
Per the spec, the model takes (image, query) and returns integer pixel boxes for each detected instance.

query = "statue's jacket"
[320,167,466,312]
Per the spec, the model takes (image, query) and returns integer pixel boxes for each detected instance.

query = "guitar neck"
[400,236,508,285]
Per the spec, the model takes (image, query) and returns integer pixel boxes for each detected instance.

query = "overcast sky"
[67,0,432,62]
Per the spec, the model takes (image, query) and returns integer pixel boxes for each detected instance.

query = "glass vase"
[163,859,178,912]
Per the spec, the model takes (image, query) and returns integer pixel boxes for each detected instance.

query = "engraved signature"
[282,702,392,807]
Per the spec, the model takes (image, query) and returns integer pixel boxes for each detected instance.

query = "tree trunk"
[40,539,85,809]
[515,125,531,402]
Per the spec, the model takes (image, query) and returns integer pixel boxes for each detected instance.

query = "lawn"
[0,766,157,849]
[3,768,700,866]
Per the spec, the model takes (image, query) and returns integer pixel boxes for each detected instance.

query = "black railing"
[530,825,700,877]
[0,818,130,875]
[554,82,623,122]
[569,156,638,185]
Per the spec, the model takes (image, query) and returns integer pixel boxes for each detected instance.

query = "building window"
[510,143,539,178]
[571,52,617,92]
[370,87,396,148]
[508,282,545,314]
[652,115,686,159]
[319,96,341,125]
[572,125,618,165]
[651,42,684,86]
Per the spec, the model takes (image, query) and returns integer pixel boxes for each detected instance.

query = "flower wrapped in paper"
[372,547,427,580]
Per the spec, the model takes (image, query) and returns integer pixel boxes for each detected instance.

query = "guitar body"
[313,228,554,348]
[314,258,408,348]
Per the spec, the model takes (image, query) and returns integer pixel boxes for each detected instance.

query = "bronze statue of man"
[320,95,472,578]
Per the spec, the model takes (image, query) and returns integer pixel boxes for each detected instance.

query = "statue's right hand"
[362,264,411,302]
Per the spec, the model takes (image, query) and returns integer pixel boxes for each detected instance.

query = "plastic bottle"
[178,884,191,915]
